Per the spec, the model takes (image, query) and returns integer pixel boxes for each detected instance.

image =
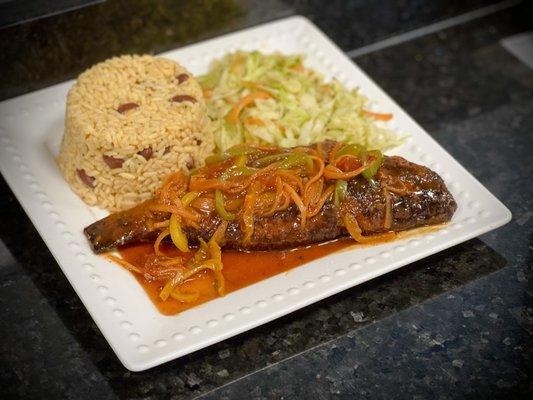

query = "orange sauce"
[117,223,446,315]
[119,239,353,315]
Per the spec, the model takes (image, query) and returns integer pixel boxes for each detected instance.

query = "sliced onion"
[169,213,189,252]
[343,214,395,243]
[383,187,392,230]
[170,289,199,303]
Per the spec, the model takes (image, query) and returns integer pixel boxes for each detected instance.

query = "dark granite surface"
[1,1,532,399]
[0,0,104,29]
[0,0,505,101]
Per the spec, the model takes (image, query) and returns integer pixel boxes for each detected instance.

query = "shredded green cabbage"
[199,51,405,152]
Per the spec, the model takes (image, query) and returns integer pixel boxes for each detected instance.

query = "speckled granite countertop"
[1,1,532,399]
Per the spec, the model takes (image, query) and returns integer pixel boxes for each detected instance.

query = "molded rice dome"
[57,54,214,211]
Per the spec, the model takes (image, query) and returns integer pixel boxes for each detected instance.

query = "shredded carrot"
[308,185,334,218]
[343,214,396,243]
[316,142,327,159]
[148,204,199,222]
[104,254,142,273]
[154,229,170,256]
[246,161,279,184]
[224,96,236,105]
[362,109,393,121]
[158,258,184,267]
[283,182,307,227]
[189,178,239,192]
[152,220,170,229]
[276,122,286,133]
[277,193,291,211]
[290,63,304,72]
[227,92,271,124]
[242,80,267,91]
[329,142,344,164]
[303,178,324,211]
[276,170,304,193]
[244,116,265,126]
[323,164,368,180]
[263,176,285,216]
[304,156,325,198]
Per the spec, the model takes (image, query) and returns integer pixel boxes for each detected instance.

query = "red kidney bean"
[117,102,139,113]
[77,169,95,188]
[102,155,124,169]
[138,147,153,160]
[170,95,196,103]
[177,73,189,84]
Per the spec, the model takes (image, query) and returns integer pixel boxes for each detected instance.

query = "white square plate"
[0,16,511,371]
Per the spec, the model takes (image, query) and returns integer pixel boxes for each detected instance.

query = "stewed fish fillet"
[84,142,456,253]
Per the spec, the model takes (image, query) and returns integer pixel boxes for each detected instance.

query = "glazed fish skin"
[84,156,456,253]
[84,201,160,251]
[345,155,457,234]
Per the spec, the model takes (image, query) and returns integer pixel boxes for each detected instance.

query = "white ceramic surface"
[0,16,511,371]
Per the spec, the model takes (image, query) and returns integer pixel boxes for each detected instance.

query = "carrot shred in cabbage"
[362,109,393,121]
[227,91,271,124]
[198,51,404,152]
